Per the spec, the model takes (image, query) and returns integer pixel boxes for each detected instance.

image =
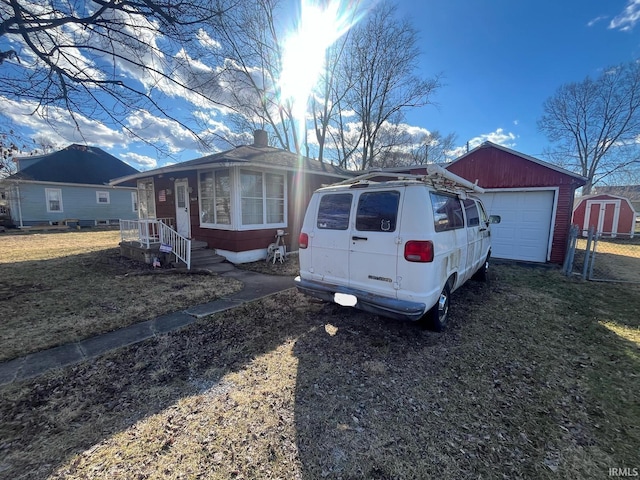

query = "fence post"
[563,225,578,276]
[588,232,599,280]
[582,226,594,280]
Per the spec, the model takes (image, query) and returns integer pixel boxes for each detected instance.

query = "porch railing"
[159,221,191,270]
[119,218,191,270]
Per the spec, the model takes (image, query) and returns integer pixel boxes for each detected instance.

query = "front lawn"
[1,262,638,479]
[0,230,242,362]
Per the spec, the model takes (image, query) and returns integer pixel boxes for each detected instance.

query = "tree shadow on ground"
[292,268,640,478]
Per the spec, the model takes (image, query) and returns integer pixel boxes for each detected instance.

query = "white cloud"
[448,128,517,158]
[609,0,640,31]
[120,152,157,170]
[587,15,609,27]
[0,96,126,148]
[197,29,221,50]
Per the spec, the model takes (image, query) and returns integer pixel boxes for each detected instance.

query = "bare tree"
[215,0,303,153]
[331,2,441,170]
[538,61,640,194]
[410,131,457,165]
[0,0,233,151]
[0,126,54,178]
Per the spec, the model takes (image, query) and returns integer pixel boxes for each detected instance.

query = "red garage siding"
[445,143,585,264]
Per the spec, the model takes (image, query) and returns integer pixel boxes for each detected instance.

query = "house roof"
[593,185,640,201]
[110,144,352,185]
[7,144,139,185]
[449,141,588,183]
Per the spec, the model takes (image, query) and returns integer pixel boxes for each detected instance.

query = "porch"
[119,218,193,269]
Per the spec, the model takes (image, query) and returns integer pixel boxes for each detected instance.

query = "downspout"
[15,183,23,228]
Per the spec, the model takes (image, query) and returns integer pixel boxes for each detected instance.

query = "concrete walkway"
[0,266,295,387]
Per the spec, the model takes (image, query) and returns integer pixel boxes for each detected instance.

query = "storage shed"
[445,142,586,264]
[572,194,637,237]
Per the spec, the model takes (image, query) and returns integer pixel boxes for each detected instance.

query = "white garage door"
[479,190,555,262]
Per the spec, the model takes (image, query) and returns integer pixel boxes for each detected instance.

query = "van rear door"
[348,189,402,298]
[308,192,353,285]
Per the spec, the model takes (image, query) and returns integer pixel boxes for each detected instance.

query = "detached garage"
[573,194,637,237]
[445,142,586,264]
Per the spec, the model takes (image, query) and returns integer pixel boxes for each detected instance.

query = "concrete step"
[190,250,226,264]
[191,240,208,250]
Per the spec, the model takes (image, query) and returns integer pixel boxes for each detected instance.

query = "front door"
[175,179,191,238]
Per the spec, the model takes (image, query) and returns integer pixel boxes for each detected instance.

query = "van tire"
[473,253,490,282]
[424,283,451,332]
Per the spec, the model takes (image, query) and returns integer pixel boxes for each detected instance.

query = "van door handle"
[352,236,368,241]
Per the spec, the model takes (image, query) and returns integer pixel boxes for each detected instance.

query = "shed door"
[584,200,620,236]
[479,190,555,263]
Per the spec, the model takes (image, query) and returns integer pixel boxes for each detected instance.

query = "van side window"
[356,191,400,232]
[430,192,464,232]
[463,199,480,227]
[317,193,352,230]
[477,201,489,225]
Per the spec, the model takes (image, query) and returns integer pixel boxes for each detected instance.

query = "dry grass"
[0,262,638,479]
[575,235,640,282]
[0,229,242,362]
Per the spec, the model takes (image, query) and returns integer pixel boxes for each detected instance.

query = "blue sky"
[1,0,639,171]
[397,0,640,158]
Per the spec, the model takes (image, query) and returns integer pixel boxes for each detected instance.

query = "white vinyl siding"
[45,188,63,212]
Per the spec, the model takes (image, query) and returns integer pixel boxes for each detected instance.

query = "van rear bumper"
[294,276,427,321]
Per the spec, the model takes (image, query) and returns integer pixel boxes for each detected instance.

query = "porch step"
[191,240,209,250]
[190,249,226,265]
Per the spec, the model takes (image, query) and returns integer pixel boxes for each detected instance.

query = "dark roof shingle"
[8,144,138,184]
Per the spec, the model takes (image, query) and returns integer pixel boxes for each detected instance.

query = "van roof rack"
[336,164,485,195]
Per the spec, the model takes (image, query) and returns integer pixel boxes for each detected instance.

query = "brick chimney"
[253,129,268,148]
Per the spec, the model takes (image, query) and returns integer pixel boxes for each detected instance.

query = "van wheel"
[423,283,450,332]
[473,254,490,282]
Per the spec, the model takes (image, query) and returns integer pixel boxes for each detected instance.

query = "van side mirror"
[489,215,501,224]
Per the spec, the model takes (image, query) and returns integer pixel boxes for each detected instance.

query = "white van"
[294,165,500,331]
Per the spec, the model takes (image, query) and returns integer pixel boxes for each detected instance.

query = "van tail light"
[404,240,434,262]
[299,232,309,249]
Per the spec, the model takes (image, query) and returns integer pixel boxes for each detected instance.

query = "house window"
[137,179,156,219]
[131,191,138,213]
[45,188,63,212]
[240,169,285,226]
[199,169,231,226]
[96,191,110,204]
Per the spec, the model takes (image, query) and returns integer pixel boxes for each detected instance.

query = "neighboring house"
[2,144,139,228]
[572,194,636,237]
[110,130,352,263]
[392,142,586,264]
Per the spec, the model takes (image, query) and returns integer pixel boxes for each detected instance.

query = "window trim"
[96,191,110,205]
[198,168,233,230]
[131,191,138,213]
[137,179,156,219]
[45,188,63,213]
[238,169,287,230]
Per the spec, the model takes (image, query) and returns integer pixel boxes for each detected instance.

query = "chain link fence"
[564,225,640,283]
